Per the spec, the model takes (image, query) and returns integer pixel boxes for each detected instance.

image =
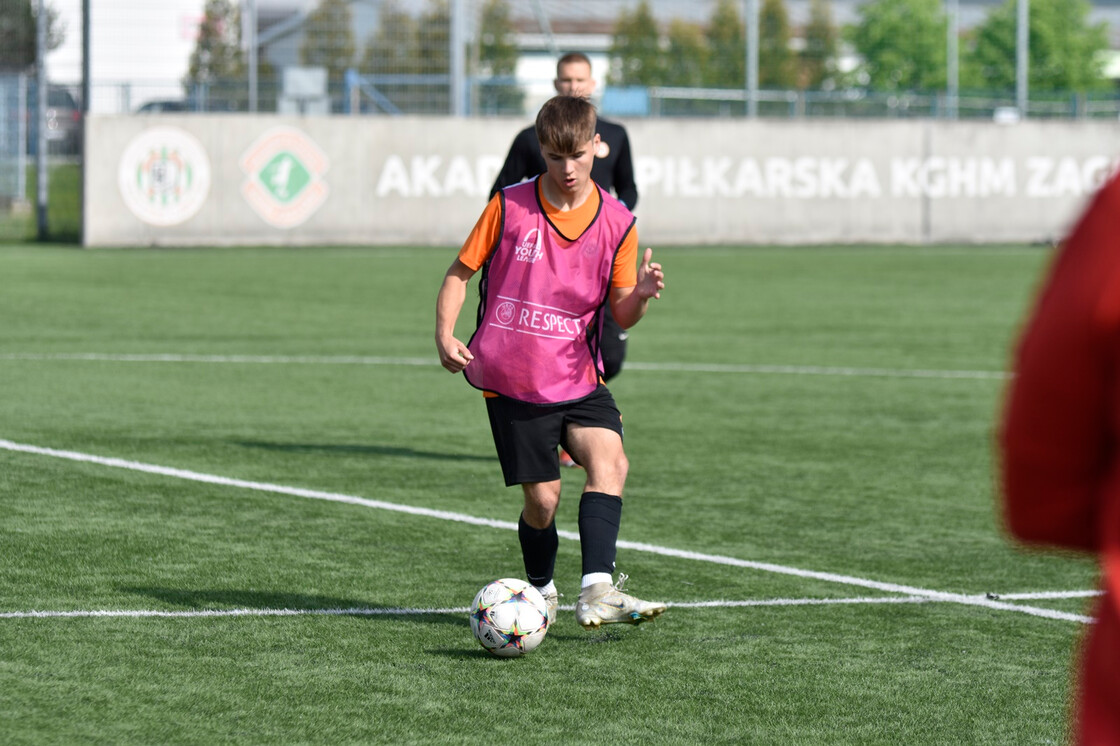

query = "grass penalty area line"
[0,352,1010,381]
[0,438,1088,625]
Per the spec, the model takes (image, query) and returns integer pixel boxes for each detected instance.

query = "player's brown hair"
[534,95,596,155]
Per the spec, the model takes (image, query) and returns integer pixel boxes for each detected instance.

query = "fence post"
[36,0,48,240]
[344,69,357,115]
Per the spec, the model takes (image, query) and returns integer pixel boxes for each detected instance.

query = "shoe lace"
[613,573,629,592]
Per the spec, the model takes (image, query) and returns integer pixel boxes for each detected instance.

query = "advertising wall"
[86,114,1120,247]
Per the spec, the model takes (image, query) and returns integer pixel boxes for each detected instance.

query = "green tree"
[800,0,838,89]
[0,0,64,72]
[413,0,450,113]
[848,0,947,90]
[185,0,242,87]
[359,0,417,111]
[608,0,664,86]
[184,0,276,112]
[474,0,523,114]
[359,0,462,114]
[760,0,796,88]
[704,0,745,87]
[418,0,450,75]
[299,0,356,89]
[361,1,418,73]
[665,19,708,87]
[963,0,1109,92]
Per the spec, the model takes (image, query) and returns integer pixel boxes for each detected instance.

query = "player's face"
[554,61,595,98]
[541,134,599,196]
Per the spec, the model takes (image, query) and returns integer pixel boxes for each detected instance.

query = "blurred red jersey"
[1000,172,1120,744]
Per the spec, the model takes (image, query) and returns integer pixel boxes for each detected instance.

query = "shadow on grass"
[428,647,502,661]
[430,627,635,660]
[234,440,494,463]
[119,586,467,628]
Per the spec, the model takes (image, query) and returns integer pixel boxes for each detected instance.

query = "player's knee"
[522,483,560,526]
[583,450,628,495]
[613,451,630,486]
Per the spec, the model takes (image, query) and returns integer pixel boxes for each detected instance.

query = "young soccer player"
[436,95,666,630]
[490,52,640,466]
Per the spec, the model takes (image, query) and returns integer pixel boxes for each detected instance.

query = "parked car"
[136,99,188,114]
[27,85,82,155]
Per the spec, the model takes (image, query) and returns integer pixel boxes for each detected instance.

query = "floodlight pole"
[946,0,958,119]
[36,0,48,240]
[81,0,89,244]
[450,0,466,115]
[745,0,759,118]
[82,0,90,116]
[246,0,258,113]
[1016,0,1029,116]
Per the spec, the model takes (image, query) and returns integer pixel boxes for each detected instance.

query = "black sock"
[578,492,622,576]
[518,514,558,587]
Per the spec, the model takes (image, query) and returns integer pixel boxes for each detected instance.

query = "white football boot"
[575,574,666,630]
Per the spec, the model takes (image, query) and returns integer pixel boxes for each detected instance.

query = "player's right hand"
[436,336,474,373]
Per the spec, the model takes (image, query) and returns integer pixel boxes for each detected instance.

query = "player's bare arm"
[611,248,665,329]
[435,259,477,373]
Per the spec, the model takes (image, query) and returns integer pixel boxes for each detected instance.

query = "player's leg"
[562,389,666,629]
[564,423,627,588]
[520,480,562,624]
[485,395,564,622]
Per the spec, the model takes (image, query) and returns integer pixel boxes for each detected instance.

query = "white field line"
[0,438,1090,625]
[0,352,1010,381]
[983,590,1103,601]
[0,594,1090,620]
[0,607,468,619]
[0,596,942,620]
[624,361,1010,381]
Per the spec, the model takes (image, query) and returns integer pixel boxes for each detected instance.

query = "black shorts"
[485,385,624,486]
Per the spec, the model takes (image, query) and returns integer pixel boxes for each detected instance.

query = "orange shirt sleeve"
[612,227,638,288]
[458,194,503,271]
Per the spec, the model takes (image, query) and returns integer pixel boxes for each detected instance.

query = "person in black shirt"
[489,53,638,211]
[490,54,639,466]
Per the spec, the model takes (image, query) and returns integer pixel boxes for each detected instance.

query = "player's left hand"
[636,248,665,300]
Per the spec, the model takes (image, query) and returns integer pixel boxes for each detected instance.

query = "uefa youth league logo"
[117,126,211,226]
[515,228,543,263]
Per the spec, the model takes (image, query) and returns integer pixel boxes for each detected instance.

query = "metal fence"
[35,0,1120,122]
[641,86,1120,120]
[5,0,1120,243]
[88,75,1120,122]
[0,74,29,206]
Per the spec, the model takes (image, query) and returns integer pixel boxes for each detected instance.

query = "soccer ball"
[469,578,550,657]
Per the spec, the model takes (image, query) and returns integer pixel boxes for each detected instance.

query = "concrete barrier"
[85,114,1120,247]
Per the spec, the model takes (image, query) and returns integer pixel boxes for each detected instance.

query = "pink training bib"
[465,179,635,404]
